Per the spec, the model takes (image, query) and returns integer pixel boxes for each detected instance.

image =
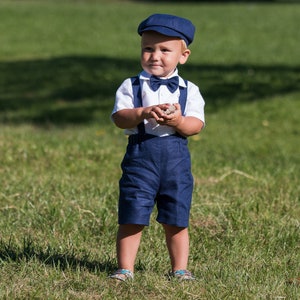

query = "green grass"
[0,1,299,299]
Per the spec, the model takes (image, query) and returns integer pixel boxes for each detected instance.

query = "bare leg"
[162,224,189,271]
[116,224,144,272]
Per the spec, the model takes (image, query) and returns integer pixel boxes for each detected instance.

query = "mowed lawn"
[0,1,299,299]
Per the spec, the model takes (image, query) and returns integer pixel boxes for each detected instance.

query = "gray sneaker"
[171,269,196,281]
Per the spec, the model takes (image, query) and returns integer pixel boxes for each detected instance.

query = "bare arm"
[172,115,204,137]
[112,106,155,129]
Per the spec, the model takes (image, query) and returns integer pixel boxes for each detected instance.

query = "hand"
[151,103,184,128]
[141,104,168,120]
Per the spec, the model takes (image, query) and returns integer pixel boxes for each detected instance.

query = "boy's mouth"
[149,64,162,68]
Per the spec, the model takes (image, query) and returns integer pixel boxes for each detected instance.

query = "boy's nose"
[151,51,159,60]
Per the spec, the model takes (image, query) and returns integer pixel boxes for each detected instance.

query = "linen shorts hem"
[118,218,150,226]
[156,217,190,228]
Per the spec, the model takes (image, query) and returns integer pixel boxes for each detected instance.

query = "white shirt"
[112,69,205,136]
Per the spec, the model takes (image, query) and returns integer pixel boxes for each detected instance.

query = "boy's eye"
[143,47,153,52]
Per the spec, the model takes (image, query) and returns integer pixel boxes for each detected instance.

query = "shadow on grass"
[0,55,299,125]
[0,237,117,274]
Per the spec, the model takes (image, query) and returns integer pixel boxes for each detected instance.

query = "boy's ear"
[179,49,191,65]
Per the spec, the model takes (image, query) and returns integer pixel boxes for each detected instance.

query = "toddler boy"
[110,13,205,281]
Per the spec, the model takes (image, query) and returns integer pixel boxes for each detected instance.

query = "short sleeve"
[185,81,205,125]
[111,78,134,115]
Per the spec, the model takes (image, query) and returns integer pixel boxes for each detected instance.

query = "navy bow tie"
[150,76,179,93]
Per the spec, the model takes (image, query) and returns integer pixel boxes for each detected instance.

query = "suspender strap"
[131,76,145,134]
[178,82,188,113]
[130,76,188,135]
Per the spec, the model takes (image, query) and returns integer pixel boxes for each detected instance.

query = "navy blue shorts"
[118,134,193,227]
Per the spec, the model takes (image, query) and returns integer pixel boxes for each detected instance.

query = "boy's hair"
[140,31,189,53]
[181,40,188,51]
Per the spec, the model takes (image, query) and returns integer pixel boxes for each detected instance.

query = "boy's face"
[141,31,190,78]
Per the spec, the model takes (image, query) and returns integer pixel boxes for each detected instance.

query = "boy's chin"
[145,69,174,78]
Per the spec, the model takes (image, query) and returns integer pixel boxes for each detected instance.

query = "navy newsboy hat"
[138,13,195,46]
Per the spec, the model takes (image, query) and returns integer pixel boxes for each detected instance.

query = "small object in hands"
[164,104,176,115]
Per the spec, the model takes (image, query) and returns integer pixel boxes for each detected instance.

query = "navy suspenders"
[130,76,188,136]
